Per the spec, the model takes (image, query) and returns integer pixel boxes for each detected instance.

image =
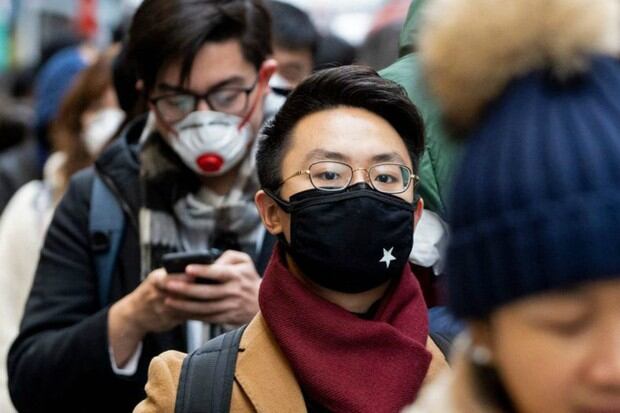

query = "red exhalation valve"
[197,154,225,173]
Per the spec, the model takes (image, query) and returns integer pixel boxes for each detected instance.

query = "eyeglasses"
[278,161,419,194]
[150,79,258,123]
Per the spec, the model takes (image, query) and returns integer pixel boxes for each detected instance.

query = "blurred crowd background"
[0,0,412,170]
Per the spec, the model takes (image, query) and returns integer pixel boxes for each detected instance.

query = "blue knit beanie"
[35,46,88,132]
[419,0,620,319]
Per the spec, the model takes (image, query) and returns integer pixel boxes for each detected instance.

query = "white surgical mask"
[82,108,125,156]
[165,110,253,176]
[269,72,293,96]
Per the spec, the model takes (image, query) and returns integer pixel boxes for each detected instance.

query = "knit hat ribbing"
[418,0,620,318]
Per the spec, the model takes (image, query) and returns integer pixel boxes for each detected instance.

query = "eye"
[374,174,397,184]
[210,89,243,109]
[161,95,194,111]
[170,95,189,105]
[544,318,590,337]
[318,171,340,181]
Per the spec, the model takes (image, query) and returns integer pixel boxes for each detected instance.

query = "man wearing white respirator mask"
[7,1,282,412]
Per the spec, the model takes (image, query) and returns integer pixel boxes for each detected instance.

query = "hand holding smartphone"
[162,249,222,284]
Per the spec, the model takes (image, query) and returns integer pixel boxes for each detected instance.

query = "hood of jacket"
[380,0,460,218]
[398,0,428,57]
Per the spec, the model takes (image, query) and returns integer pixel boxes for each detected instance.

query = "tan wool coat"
[134,313,448,413]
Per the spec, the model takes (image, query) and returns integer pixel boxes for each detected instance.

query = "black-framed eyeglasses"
[277,161,420,195]
[150,79,258,123]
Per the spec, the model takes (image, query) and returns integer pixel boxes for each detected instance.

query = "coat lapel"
[235,313,307,413]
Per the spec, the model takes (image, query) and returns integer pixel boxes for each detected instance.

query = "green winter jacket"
[380,0,461,218]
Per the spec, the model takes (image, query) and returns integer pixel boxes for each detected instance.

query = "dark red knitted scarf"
[259,245,431,413]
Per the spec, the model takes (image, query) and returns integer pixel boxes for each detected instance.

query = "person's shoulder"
[6,180,46,206]
[0,140,38,182]
[403,370,458,413]
[380,53,420,94]
[425,336,450,386]
[134,351,187,413]
[65,167,96,202]
[150,350,186,378]
[0,180,46,234]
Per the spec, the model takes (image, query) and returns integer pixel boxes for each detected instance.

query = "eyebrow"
[371,152,407,164]
[156,76,248,95]
[303,150,408,165]
[304,149,348,164]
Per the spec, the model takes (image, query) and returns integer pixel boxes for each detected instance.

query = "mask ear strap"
[263,188,293,213]
[238,60,276,130]
[238,80,267,130]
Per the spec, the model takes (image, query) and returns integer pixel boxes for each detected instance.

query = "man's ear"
[255,189,283,235]
[413,197,424,228]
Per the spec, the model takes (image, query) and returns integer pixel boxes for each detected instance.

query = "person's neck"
[285,254,391,313]
[199,162,243,195]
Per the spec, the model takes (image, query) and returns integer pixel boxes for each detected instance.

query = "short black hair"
[267,1,318,57]
[314,34,357,70]
[257,65,425,191]
[127,0,272,93]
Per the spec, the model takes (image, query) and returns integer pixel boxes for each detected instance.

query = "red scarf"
[259,245,432,413]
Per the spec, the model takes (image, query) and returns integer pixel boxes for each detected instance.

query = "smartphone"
[162,249,222,284]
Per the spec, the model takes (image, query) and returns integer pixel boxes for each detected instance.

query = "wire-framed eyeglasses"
[277,161,419,194]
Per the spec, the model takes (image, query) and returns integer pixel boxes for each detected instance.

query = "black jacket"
[7,117,275,413]
[0,138,40,214]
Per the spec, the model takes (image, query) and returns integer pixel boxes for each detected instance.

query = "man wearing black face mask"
[136,66,447,413]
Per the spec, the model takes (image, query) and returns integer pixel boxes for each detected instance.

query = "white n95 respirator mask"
[165,111,253,176]
[82,108,125,156]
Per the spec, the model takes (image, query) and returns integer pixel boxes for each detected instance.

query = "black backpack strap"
[175,325,247,413]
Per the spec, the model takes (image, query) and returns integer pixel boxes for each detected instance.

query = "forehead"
[282,106,412,170]
[156,39,256,92]
[274,47,313,66]
[496,278,620,320]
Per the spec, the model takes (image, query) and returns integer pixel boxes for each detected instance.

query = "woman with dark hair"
[52,48,124,195]
[0,49,122,413]
[405,0,620,412]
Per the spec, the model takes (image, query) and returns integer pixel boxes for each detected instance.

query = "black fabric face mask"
[267,184,415,293]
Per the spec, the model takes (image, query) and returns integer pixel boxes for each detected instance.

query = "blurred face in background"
[149,39,273,138]
[472,278,620,413]
[80,86,123,156]
[272,46,314,88]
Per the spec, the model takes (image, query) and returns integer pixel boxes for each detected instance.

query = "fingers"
[186,256,258,284]
[216,250,253,265]
[164,297,236,316]
[149,268,168,289]
[163,278,235,301]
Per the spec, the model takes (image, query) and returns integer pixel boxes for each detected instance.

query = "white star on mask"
[380,247,396,268]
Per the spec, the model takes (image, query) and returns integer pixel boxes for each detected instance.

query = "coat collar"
[234,313,307,413]
[234,314,450,413]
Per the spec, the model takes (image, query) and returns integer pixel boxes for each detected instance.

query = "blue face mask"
[266,184,415,293]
